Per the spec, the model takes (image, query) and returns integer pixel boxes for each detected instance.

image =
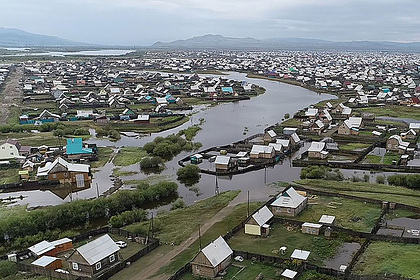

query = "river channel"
[1,72,390,209]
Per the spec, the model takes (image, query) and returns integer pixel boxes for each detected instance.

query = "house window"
[52,174,57,179]
[76,174,85,188]
[10,152,13,155]
[95,262,101,271]
[72,262,79,270]
[287,208,292,213]
[109,254,115,263]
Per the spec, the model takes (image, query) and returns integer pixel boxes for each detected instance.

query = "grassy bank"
[357,105,420,120]
[113,147,148,166]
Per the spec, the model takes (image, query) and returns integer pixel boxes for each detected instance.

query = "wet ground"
[323,242,361,270]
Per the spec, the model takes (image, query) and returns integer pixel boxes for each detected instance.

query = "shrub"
[140,156,163,169]
[376,175,386,184]
[171,198,186,210]
[0,260,17,278]
[177,165,201,180]
[109,209,147,228]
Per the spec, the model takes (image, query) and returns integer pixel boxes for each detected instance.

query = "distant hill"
[151,34,420,52]
[0,27,90,47]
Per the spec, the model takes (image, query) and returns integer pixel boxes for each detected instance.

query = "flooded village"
[1,49,420,280]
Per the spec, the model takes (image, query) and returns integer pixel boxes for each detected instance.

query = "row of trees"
[0,181,178,247]
[387,174,420,189]
[143,134,202,160]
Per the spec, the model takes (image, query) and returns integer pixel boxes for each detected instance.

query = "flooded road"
[1,72,337,207]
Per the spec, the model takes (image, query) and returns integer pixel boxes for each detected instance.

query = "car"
[115,241,127,248]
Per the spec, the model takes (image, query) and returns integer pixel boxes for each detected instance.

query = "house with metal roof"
[66,138,93,160]
[338,117,363,135]
[263,130,277,143]
[245,206,273,237]
[307,141,329,159]
[191,236,233,278]
[250,145,275,159]
[66,234,121,278]
[214,155,235,171]
[271,187,308,217]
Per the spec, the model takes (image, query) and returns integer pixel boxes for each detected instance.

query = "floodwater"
[382,216,420,238]
[5,49,135,57]
[1,72,337,207]
[323,242,361,270]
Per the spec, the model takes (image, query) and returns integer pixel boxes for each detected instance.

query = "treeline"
[300,166,344,181]
[0,181,178,248]
[0,122,89,136]
[387,174,420,190]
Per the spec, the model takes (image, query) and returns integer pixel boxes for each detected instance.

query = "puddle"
[323,242,361,270]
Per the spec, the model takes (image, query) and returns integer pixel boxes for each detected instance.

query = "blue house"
[66,138,93,158]
[221,87,234,94]
[165,94,176,104]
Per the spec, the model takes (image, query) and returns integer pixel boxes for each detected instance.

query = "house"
[66,138,94,160]
[304,108,318,119]
[310,120,324,134]
[37,110,60,122]
[409,123,420,132]
[386,135,410,154]
[338,117,363,135]
[263,130,277,143]
[191,236,233,278]
[130,115,150,124]
[283,127,298,136]
[268,143,283,155]
[221,87,234,94]
[66,234,121,278]
[214,155,235,171]
[28,238,73,258]
[245,206,273,237]
[250,145,275,159]
[276,139,290,152]
[289,133,301,147]
[291,249,310,262]
[0,140,24,161]
[307,141,329,159]
[271,187,308,217]
[401,129,417,140]
[301,222,322,235]
[36,157,91,188]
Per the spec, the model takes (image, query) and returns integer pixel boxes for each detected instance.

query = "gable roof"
[37,157,90,176]
[251,206,273,226]
[66,138,93,155]
[271,187,307,209]
[344,117,362,129]
[31,256,59,267]
[201,236,233,267]
[215,155,230,165]
[250,145,274,155]
[266,130,276,138]
[76,234,120,265]
[28,240,55,256]
[308,141,325,152]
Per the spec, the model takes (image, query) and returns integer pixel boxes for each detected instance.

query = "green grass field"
[357,105,420,120]
[353,242,420,279]
[296,196,382,232]
[362,154,382,164]
[339,143,371,151]
[294,180,420,208]
[113,147,148,167]
[228,224,344,266]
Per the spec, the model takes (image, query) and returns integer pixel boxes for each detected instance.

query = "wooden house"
[337,117,363,135]
[271,187,308,217]
[301,222,322,235]
[307,141,329,159]
[250,145,275,159]
[191,236,233,278]
[401,129,417,140]
[386,135,410,154]
[36,157,91,188]
[263,130,277,143]
[131,114,150,124]
[214,156,235,171]
[245,206,273,237]
[66,234,121,278]
[66,138,94,160]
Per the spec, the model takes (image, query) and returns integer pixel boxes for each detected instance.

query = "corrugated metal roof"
[31,256,59,267]
[252,206,273,226]
[291,249,310,260]
[29,240,55,256]
[271,187,307,209]
[215,155,230,165]
[201,236,233,267]
[77,234,120,265]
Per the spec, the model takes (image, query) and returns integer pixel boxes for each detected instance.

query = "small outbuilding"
[281,269,298,279]
[191,236,233,278]
[319,215,336,226]
[245,206,273,237]
[31,256,62,271]
[301,222,322,235]
[291,249,310,262]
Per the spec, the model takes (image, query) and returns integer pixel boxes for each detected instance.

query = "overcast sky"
[1,0,420,45]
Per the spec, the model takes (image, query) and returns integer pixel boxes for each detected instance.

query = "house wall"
[308,151,321,159]
[215,163,229,170]
[47,171,90,185]
[337,123,350,135]
[245,224,261,236]
[271,206,296,217]
[0,143,19,160]
[263,134,274,143]
[55,242,73,255]
[67,251,120,278]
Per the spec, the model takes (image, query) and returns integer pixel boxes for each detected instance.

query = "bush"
[109,209,147,228]
[171,198,186,210]
[376,175,386,184]
[0,260,17,278]
[73,128,90,135]
[140,156,163,169]
[300,166,327,179]
[177,165,201,180]
[388,174,420,189]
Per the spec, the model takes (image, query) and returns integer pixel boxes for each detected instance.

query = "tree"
[177,165,200,180]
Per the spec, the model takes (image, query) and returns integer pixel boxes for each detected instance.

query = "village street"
[0,66,22,123]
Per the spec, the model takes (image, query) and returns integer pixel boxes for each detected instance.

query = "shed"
[190,154,203,164]
[191,236,233,278]
[291,249,310,261]
[214,155,234,171]
[281,269,298,279]
[245,206,273,237]
[319,215,335,225]
[31,256,62,271]
[29,240,56,258]
[301,222,322,235]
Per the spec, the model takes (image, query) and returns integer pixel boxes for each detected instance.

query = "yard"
[228,224,344,266]
[296,196,382,232]
[0,167,20,184]
[353,242,420,279]
[179,260,281,280]
[357,105,420,120]
[90,147,114,169]
[294,179,420,208]
[339,143,371,151]
[113,147,148,166]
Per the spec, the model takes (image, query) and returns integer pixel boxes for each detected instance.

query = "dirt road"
[130,187,280,280]
[0,65,23,123]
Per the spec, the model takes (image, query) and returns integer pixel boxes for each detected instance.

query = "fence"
[17,263,86,280]
[167,263,192,280]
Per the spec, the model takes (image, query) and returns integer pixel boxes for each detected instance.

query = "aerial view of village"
[1,1,420,280]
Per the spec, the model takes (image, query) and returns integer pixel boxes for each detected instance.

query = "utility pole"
[198,224,202,251]
[247,190,250,217]
[215,175,219,196]
[96,183,100,198]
